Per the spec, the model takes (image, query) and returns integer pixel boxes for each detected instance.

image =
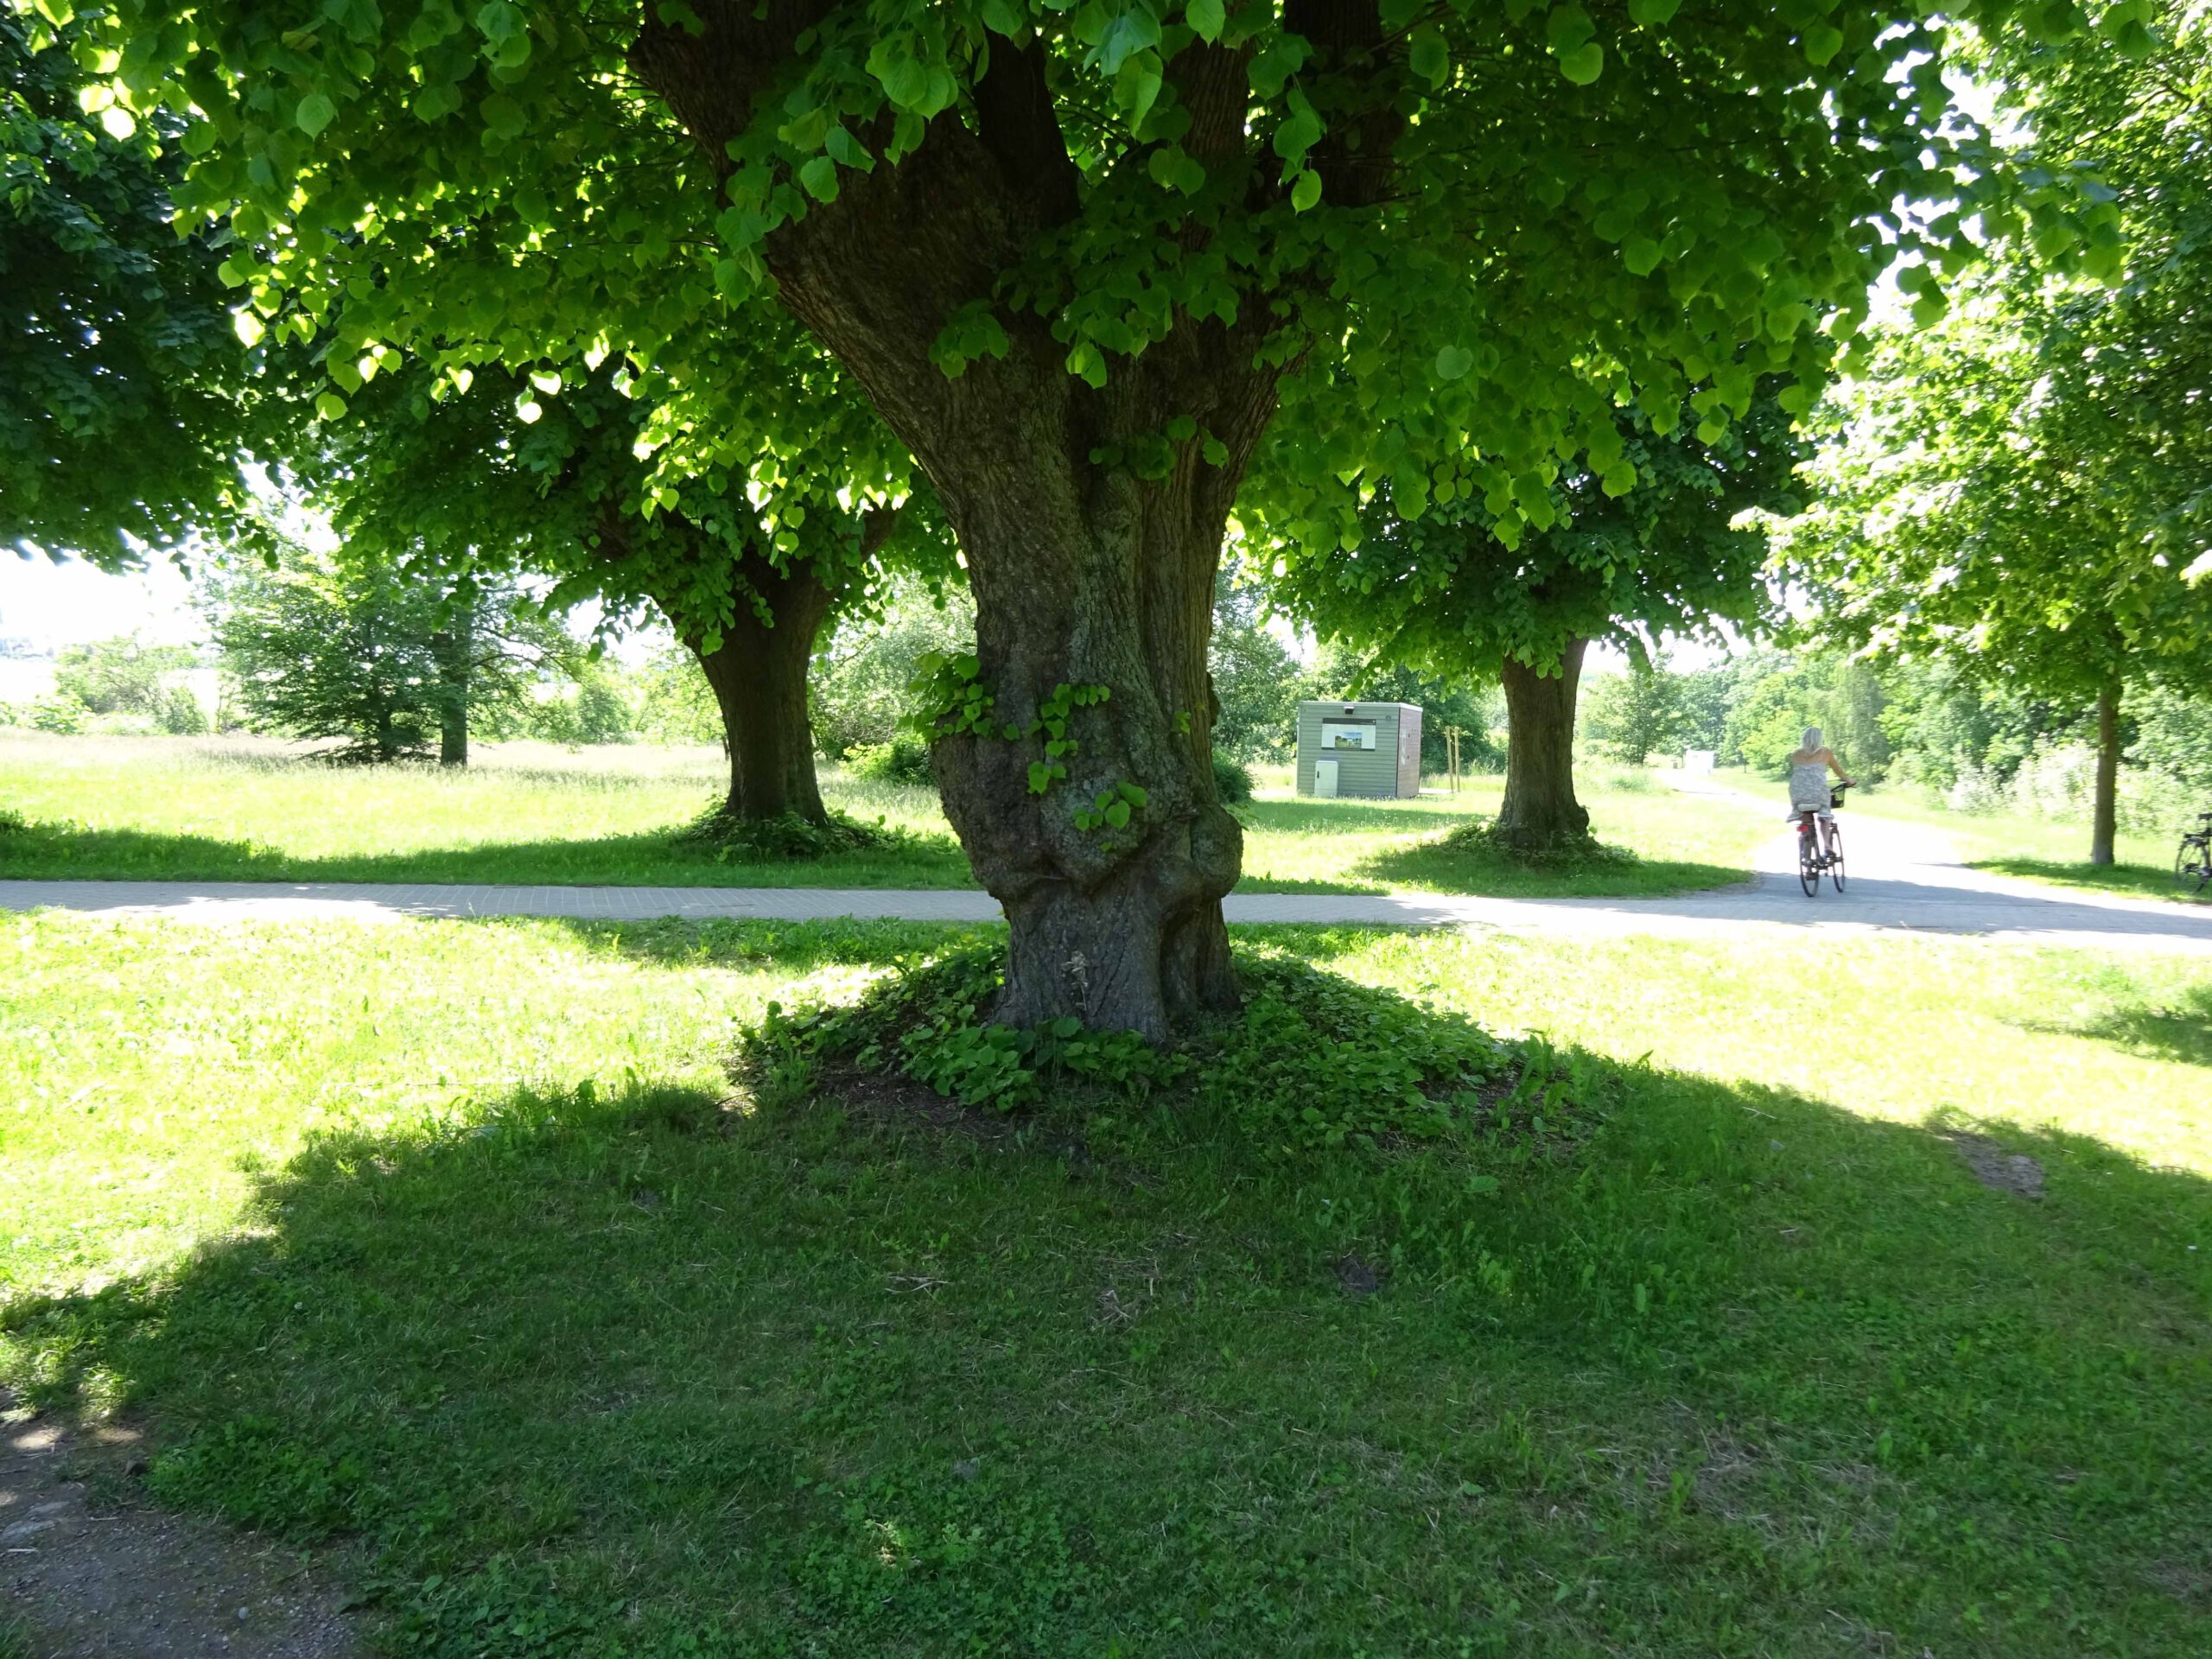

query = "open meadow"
[0,734,1770,899]
[3,908,2209,1656]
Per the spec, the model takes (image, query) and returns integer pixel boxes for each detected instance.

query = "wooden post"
[1442,724,1465,795]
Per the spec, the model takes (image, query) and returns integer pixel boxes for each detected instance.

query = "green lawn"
[0,735,1767,898]
[5,912,2209,1655]
[1714,764,2212,905]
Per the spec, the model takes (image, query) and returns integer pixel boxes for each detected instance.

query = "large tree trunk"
[632,16,1390,1038]
[2090,679,2121,867]
[431,597,472,768]
[688,561,834,825]
[931,460,1247,1041]
[1495,639,1592,853]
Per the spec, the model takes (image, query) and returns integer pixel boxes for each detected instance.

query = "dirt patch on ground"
[0,1391,358,1658]
[1942,1130,2046,1199]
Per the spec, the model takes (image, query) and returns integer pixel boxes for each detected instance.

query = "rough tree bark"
[1494,639,1593,853]
[2090,679,2121,867]
[430,594,473,768]
[632,15,1396,1036]
[686,557,834,825]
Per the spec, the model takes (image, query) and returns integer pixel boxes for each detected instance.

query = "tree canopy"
[1776,1,2212,859]
[63,0,2132,1033]
[1,10,253,564]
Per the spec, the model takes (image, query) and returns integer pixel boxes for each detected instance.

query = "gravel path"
[1,1393,357,1657]
[5,791,2209,957]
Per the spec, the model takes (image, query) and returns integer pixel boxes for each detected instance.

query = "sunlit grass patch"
[1,735,1768,898]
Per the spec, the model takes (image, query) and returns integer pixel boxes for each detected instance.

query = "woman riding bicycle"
[1788,728,1854,846]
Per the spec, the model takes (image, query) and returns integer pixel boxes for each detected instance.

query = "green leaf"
[1557,43,1605,86]
[315,391,348,421]
[1408,28,1449,87]
[1186,0,1225,42]
[1622,235,1662,276]
[1098,8,1163,76]
[1627,0,1681,23]
[1104,800,1132,829]
[1599,460,1637,498]
[1290,169,1321,213]
[1434,345,1474,382]
[1116,781,1148,807]
[798,155,839,203]
[1803,23,1844,66]
[296,92,337,136]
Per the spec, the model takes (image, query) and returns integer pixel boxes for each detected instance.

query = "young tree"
[1265,402,1802,848]
[0,11,253,565]
[1208,567,1303,764]
[1583,659,1682,766]
[92,1,2117,1034]
[51,635,196,718]
[205,544,569,763]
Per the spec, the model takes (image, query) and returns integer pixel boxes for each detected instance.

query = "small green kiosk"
[1294,700,1423,798]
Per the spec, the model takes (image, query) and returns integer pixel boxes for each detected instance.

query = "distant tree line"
[1583,652,2212,833]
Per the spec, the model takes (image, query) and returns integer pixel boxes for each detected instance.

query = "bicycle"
[2177,811,2212,895]
[1795,782,1849,897]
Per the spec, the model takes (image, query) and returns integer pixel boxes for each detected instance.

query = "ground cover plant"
[0,736,1766,899]
[4,911,2209,1656]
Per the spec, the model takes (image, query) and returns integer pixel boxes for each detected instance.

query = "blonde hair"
[1802,727,1824,753]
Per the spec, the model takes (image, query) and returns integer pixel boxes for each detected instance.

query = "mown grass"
[1237,762,1764,896]
[0,734,978,889]
[4,912,2209,1656]
[0,735,1766,898]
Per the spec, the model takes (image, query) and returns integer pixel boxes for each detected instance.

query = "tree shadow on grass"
[2011,981,2212,1068]
[543,918,1434,977]
[1354,830,1747,899]
[1977,857,2212,906]
[0,815,976,889]
[4,978,2210,1656]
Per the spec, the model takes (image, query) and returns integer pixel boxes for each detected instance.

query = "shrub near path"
[5,914,2211,1655]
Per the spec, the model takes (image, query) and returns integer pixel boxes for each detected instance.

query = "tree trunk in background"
[1495,639,1592,853]
[431,596,473,768]
[2091,680,2121,867]
[690,561,834,824]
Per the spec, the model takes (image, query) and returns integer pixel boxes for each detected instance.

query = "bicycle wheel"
[1827,822,1846,893]
[1797,823,1820,896]
[2181,836,2212,894]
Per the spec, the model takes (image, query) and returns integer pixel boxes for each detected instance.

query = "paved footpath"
[7,783,2211,957]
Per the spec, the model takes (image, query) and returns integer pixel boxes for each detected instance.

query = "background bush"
[845,735,934,787]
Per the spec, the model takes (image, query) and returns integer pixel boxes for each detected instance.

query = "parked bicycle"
[1796,782,1849,897]
[2177,811,2212,894]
